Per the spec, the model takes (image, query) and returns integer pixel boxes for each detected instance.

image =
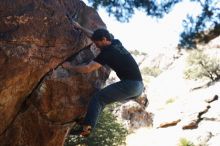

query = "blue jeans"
[83,80,144,128]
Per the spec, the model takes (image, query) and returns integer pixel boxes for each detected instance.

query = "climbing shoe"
[69,125,92,137]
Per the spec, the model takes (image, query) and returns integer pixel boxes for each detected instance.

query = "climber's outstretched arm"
[62,61,102,73]
[72,21,93,38]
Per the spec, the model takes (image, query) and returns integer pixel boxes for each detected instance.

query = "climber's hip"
[94,80,144,104]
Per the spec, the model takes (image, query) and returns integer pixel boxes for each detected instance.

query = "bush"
[166,98,175,104]
[184,50,220,81]
[178,138,195,146]
[65,107,128,146]
[141,66,162,77]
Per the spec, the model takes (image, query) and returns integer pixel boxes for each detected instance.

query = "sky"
[82,0,202,53]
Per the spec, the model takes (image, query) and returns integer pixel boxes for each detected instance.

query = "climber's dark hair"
[91,28,113,41]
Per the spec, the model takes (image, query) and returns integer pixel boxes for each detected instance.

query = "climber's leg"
[83,80,144,128]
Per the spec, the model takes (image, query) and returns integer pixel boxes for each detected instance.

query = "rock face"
[118,100,152,131]
[0,0,109,146]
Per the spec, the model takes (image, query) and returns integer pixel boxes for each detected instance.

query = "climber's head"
[91,28,112,48]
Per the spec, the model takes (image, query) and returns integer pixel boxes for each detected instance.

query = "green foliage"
[166,98,175,104]
[87,0,220,48]
[178,138,195,146]
[141,66,162,77]
[179,0,220,48]
[184,50,220,81]
[88,0,181,22]
[65,107,128,146]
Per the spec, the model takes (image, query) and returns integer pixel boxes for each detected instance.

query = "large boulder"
[0,0,110,145]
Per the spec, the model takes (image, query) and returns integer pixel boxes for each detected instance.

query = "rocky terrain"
[114,38,220,146]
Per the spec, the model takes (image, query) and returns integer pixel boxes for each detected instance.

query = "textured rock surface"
[0,0,109,146]
[126,52,220,146]
[128,48,220,146]
[111,88,152,131]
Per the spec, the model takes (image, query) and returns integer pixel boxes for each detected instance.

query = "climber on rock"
[62,21,144,137]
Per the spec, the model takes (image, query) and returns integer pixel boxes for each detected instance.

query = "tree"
[65,107,128,146]
[184,50,220,82]
[87,0,220,48]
